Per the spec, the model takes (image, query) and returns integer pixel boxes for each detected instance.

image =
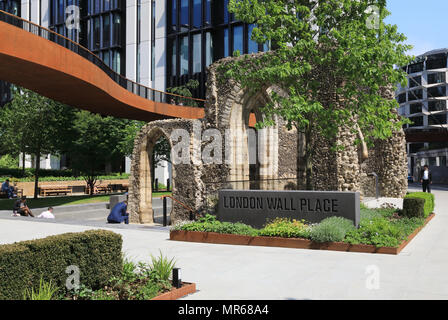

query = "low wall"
[13,179,129,197]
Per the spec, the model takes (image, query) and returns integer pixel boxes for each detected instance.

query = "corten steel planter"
[151,282,196,300]
[170,213,435,255]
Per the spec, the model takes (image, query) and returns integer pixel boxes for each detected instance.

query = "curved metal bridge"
[0,10,205,121]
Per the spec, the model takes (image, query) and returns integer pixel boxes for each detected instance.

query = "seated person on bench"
[13,197,34,217]
[107,200,129,224]
[2,179,16,199]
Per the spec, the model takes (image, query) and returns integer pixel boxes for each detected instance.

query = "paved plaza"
[0,187,447,300]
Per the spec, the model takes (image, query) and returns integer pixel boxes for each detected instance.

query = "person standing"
[420,165,432,193]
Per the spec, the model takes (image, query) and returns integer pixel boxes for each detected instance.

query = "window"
[104,0,110,11]
[170,0,177,32]
[408,116,423,127]
[58,0,64,24]
[193,34,202,73]
[409,143,424,153]
[428,100,446,112]
[205,32,213,66]
[112,49,121,73]
[103,15,110,47]
[181,0,189,27]
[93,17,100,49]
[408,62,423,74]
[112,13,121,46]
[426,54,447,70]
[427,86,446,98]
[428,114,447,125]
[410,103,422,114]
[397,93,406,103]
[224,0,230,23]
[408,89,422,101]
[224,28,229,57]
[103,50,110,67]
[193,0,202,28]
[180,36,189,75]
[94,0,101,14]
[233,25,243,55]
[248,24,258,54]
[427,72,446,84]
[170,38,177,76]
[205,0,211,25]
[409,76,421,88]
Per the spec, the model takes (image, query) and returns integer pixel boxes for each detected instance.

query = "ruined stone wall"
[128,119,204,223]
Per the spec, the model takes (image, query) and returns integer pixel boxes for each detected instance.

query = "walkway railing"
[0,10,206,108]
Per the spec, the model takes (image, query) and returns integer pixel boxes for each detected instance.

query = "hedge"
[0,168,129,182]
[0,230,122,300]
[402,198,425,218]
[404,192,435,218]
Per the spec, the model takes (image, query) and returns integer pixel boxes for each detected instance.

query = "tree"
[166,79,200,106]
[225,0,412,188]
[0,87,76,198]
[68,111,130,195]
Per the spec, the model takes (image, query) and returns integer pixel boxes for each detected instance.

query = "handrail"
[161,195,196,214]
[0,10,206,108]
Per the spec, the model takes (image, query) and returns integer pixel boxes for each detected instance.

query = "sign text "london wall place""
[218,190,360,228]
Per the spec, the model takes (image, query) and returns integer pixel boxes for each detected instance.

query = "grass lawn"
[0,192,171,210]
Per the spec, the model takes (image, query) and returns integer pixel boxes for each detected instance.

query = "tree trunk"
[33,150,41,199]
[22,152,25,175]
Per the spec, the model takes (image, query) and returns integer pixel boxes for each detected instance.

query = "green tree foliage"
[68,111,132,195]
[166,79,199,106]
[0,87,76,198]
[225,0,413,188]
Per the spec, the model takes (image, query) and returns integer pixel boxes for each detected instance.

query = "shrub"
[309,217,355,243]
[23,277,59,300]
[404,192,435,217]
[149,250,176,282]
[402,198,425,218]
[344,216,404,247]
[180,214,259,236]
[259,218,311,238]
[0,230,122,300]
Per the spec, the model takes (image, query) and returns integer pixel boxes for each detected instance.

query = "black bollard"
[163,196,167,227]
[155,178,159,192]
[167,178,170,192]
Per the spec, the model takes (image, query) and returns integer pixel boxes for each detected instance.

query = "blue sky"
[386,0,448,57]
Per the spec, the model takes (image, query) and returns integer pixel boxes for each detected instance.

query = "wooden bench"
[108,183,129,193]
[0,188,23,199]
[86,184,111,194]
[39,185,72,197]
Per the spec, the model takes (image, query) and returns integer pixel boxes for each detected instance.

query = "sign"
[217,190,360,228]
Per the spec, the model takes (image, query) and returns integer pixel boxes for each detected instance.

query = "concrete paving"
[0,188,446,300]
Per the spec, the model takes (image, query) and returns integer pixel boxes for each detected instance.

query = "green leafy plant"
[149,250,176,282]
[345,216,404,247]
[23,277,58,300]
[259,218,311,238]
[402,198,425,218]
[310,217,355,243]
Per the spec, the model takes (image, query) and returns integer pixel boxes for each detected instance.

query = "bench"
[39,185,72,197]
[0,188,23,199]
[108,183,129,193]
[86,184,111,194]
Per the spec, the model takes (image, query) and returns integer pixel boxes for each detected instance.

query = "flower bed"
[170,197,436,255]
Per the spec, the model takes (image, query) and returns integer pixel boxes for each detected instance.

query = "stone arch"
[128,119,202,224]
[225,88,279,189]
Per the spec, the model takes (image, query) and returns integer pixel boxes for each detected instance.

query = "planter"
[151,282,196,300]
[170,213,435,255]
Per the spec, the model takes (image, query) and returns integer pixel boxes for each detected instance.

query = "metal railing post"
[163,196,167,227]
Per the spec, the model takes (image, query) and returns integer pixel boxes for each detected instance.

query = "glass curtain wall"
[167,0,270,99]
[49,0,126,75]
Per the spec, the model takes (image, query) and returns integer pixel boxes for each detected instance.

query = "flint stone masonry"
[218,189,360,228]
[129,53,408,224]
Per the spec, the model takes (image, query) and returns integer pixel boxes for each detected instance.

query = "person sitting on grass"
[13,197,34,217]
[37,207,55,219]
[107,200,129,224]
[1,179,16,199]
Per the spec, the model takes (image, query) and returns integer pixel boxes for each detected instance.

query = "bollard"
[167,178,170,192]
[189,211,194,221]
[163,196,167,227]
[155,178,159,192]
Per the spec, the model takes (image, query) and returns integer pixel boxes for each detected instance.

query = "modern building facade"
[2,0,268,181]
[0,0,19,106]
[397,48,448,183]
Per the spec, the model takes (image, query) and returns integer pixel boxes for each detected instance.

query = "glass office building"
[396,48,448,182]
[4,0,270,100]
[0,0,20,106]
[48,0,126,75]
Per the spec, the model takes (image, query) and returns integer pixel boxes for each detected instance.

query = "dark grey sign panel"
[218,190,360,229]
